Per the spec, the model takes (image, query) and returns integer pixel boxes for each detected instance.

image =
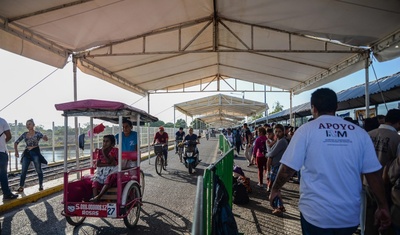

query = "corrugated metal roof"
[255,72,400,123]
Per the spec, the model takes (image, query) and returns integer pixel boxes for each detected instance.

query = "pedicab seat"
[77,150,140,202]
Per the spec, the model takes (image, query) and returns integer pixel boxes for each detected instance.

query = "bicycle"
[154,144,167,175]
[176,141,184,162]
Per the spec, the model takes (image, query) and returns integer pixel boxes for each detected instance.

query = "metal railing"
[192,134,234,235]
[6,125,199,172]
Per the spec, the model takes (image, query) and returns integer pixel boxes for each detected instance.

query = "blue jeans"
[20,151,43,187]
[300,213,358,235]
[394,224,400,235]
[163,148,168,162]
[0,152,12,195]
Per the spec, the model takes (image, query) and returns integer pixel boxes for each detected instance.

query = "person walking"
[366,108,400,235]
[252,127,267,188]
[269,88,391,234]
[234,127,242,155]
[243,123,253,166]
[0,117,18,199]
[266,124,288,215]
[14,119,48,192]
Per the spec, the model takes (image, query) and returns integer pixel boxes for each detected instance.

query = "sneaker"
[247,163,252,167]
[3,193,18,200]
[256,184,263,188]
[39,186,44,191]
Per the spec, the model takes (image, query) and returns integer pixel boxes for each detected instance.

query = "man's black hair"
[385,109,400,124]
[104,134,116,146]
[311,88,337,114]
[123,119,133,128]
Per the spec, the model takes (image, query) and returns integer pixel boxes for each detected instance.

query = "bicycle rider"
[175,127,185,154]
[152,126,169,166]
[183,127,201,162]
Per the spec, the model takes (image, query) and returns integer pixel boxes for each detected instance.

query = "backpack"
[233,181,249,205]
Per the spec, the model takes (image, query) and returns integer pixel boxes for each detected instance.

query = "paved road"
[0,138,221,235]
[1,137,331,235]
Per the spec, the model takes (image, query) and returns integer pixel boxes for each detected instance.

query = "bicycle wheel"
[140,169,145,197]
[65,215,86,226]
[155,154,163,175]
[123,183,141,229]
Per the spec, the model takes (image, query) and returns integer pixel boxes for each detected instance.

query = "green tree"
[249,112,263,122]
[269,101,284,114]
[190,118,206,129]
[175,118,187,128]
[164,122,174,128]
[150,120,165,127]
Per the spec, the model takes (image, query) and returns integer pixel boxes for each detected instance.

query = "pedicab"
[55,99,158,228]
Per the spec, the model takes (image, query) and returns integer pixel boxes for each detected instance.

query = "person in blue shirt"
[115,119,137,152]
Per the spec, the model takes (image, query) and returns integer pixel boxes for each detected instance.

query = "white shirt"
[0,117,10,153]
[280,115,381,228]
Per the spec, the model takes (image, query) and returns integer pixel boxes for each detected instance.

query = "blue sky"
[0,49,399,129]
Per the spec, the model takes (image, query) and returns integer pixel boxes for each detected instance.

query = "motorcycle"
[182,139,200,174]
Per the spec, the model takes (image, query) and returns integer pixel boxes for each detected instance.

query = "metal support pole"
[365,54,370,118]
[289,91,293,126]
[148,92,151,165]
[73,56,80,174]
[264,85,267,118]
[52,121,55,162]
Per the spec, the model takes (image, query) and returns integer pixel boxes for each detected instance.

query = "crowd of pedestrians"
[223,87,400,234]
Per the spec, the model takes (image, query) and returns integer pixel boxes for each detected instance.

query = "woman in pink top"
[252,127,267,187]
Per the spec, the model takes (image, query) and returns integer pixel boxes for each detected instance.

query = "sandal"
[17,187,24,193]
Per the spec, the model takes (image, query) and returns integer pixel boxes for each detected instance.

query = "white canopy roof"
[175,94,266,127]
[1,0,400,97]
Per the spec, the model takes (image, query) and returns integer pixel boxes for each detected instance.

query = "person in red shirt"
[153,126,169,165]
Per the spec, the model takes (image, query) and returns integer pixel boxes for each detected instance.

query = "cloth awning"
[175,94,267,127]
[1,0,400,97]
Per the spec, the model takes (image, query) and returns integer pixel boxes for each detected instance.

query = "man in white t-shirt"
[269,88,391,234]
[0,117,18,199]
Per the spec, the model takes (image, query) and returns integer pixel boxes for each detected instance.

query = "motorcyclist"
[175,127,185,154]
[183,127,201,162]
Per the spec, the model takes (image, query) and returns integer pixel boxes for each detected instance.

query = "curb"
[0,185,64,213]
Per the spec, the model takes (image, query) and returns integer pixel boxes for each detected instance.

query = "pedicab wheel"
[155,154,163,175]
[123,183,141,229]
[65,215,86,226]
[140,169,145,198]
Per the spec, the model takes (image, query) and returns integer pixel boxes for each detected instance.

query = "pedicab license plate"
[67,203,117,218]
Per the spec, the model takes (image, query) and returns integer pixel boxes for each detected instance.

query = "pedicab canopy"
[54,99,158,125]
[1,0,400,96]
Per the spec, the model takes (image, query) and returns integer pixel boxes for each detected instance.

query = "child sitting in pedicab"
[90,134,118,202]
